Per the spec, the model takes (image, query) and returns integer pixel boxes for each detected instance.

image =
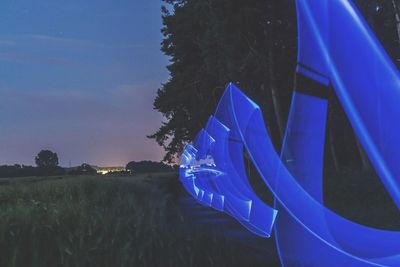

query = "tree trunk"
[328,105,340,171]
[328,127,340,171]
[266,3,284,141]
[355,135,370,171]
[260,83,274,137]
[270,85,284,141]
[392,0,400,42]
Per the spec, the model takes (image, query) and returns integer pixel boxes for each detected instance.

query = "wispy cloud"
[29,34,111,49]
[0,51,77,67]
[0,40,16,46]
[29,34,154,50]
[0,82,161,125]
[0,34,158,67]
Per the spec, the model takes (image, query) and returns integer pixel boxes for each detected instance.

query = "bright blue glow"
[180,118,278,236]
[180,0,400,265]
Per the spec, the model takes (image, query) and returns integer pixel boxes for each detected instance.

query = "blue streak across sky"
[0,0,169,166]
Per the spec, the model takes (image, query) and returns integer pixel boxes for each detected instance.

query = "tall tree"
[152,0,400,171]
[150,0,296,162]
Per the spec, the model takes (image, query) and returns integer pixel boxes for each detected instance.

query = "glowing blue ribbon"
[180,0,400,265]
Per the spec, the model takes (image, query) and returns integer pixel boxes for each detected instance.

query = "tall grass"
[0,176,265,267]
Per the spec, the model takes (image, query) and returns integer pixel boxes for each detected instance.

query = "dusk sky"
[0,0,169,167]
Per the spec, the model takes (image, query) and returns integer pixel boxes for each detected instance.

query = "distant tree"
[35,150,59,169]
[34,150,65,176]
[69,163,97,175]
[0,165,39,178]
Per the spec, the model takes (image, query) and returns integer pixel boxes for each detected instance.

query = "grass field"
[1,170,399,267]
[0,174,266,267]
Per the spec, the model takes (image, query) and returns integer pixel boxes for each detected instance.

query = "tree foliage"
[0,165,38,178]
[151,0,400,169]
[35,150,59,169]
[150,0,297,162]
[126,161,174,174]
[69,163,97,176]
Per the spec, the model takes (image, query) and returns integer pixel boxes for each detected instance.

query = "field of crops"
[0,174,267,267]
[1,169,399,267]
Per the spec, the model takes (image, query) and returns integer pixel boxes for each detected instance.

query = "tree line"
[126,160,177,174]
[0,150,94,178]
[0,150,177,178]
[0,150,65,178]
[150,0,400,172]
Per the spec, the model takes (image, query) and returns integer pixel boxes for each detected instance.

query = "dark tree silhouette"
[151,0,400,171]
[0,165,38,178]
[35,150,59,169]
[69,163,97,175]
[149,0,297,162]
[126,161,174,174]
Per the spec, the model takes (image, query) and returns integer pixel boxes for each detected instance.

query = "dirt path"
[178,196,281,266]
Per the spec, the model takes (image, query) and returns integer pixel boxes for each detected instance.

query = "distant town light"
[95,166,125,175]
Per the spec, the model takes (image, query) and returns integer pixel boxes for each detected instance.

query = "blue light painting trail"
[179,0,400,266]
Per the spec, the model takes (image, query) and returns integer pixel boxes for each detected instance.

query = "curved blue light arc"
[179,0,400,265]
[220,84,400,266]
[297,0,400,208]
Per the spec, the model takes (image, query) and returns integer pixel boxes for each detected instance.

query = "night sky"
[0,0,169,167]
